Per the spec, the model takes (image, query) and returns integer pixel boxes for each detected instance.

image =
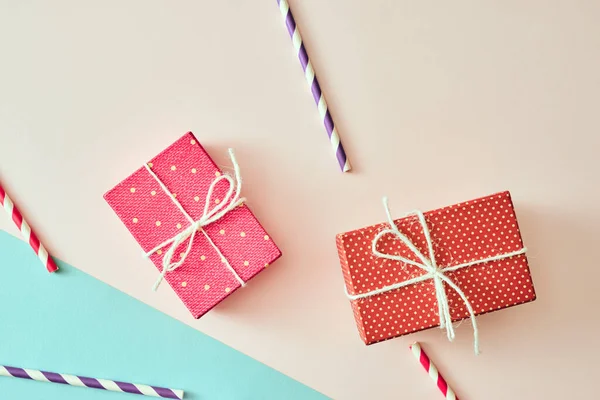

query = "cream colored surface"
[1,1,598,398]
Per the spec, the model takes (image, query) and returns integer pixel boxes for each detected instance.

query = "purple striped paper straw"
[277,0,351,172]
[0,365,183,399]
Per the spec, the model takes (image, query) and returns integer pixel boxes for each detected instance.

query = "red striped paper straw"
[0,182,58,273]
[277,0,352,173]
[410,342,459,400]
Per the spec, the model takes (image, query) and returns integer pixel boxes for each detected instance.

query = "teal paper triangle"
[0,231,328,400]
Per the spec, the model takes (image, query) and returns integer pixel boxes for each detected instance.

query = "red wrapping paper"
[336,191,536,345]
[104,132,281,318]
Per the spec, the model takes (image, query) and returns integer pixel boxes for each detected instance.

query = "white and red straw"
[410,342,458,400]
[0,182,58,273]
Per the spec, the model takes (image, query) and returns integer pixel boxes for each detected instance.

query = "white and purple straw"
[277,0,351,172]
[0,365,184,399]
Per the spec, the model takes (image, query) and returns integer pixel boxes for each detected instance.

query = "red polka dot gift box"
[104,132,281,318]
[336,191,536,347]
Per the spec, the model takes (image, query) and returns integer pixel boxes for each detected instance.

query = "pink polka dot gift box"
[336,191,536,347]
[104,132,281,318]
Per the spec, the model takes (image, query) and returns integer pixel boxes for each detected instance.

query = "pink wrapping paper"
[104,132,281,318]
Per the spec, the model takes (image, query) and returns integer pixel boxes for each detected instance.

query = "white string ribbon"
[346,197,527,354]
[143,149,246,291]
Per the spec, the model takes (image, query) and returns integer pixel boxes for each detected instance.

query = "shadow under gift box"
[336,191,536,345]
[104,132,282,319]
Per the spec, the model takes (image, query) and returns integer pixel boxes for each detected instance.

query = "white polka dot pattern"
[104,132,282,319]
[336,191,536,345]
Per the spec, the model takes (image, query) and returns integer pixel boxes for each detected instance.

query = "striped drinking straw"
[0,365,184,399]
[0,181,58,273]
[410,343,459,399]
[277,0,352,172]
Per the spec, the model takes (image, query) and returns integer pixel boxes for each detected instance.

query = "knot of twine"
[143,149,246,291]
[346,197,527,354]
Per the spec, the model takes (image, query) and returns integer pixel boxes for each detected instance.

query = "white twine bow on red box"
[142,149,246,291]
[345,197,528,354]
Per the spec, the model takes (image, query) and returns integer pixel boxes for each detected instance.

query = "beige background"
[1,1,599,398]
